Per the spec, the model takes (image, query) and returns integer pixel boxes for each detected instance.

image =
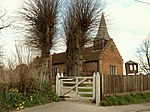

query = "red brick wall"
[101,40,123,75]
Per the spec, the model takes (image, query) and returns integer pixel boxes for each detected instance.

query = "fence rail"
[102,75,150,97]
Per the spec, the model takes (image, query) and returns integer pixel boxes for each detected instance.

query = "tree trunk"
[76,46,84,76]
[66,37,84,76]
[39,54,50,83]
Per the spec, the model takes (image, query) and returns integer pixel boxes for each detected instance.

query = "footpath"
[18,100,150,112]
[18,89,150,112]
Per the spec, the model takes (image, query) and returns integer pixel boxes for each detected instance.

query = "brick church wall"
[101,40,123,75]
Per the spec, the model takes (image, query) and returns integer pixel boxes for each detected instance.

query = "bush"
[41,82,60,102]
[25,92,47,107]
[5,88,25,110]
[24,82,59,107]
[0,81,60,111]
[0,95,9,112]
[0,83,10,112]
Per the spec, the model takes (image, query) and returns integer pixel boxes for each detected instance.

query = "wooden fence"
[56,73,150,103]
[102,75,150,97]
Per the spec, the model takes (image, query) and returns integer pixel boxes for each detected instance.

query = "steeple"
[93,13,110,50]
[96,13,110,40]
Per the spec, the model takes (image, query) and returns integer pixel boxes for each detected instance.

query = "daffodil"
[19,103,22,107]
[20,106,24,109]
[15,107,20,111]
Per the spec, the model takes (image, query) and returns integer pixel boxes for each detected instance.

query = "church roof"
[52,46,101,64]
[95,13,110,41]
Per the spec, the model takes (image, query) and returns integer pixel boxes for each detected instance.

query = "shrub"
[41,82,60,102]
[0,94,9,112]
[0,81,59,111]
[25,92,47,107]
[24,82,59,107]
[0,83,10,112]
[5,88,25,110]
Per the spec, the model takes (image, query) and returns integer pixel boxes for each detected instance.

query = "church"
[52,14,123,76]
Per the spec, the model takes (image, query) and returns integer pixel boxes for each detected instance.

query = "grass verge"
[100,92,150,106]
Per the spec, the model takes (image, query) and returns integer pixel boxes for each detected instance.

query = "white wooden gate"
[56,72,101,105]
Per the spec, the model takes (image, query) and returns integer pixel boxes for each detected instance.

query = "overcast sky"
[106,0,150,63]
[0,0,150,64]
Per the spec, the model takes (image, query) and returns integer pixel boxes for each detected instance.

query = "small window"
[134,65,137,70]
[110,65,116,75]
[130,65,133,70]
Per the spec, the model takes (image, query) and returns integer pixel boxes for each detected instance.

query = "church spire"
[95,13,110,40]
[93,13,110,50]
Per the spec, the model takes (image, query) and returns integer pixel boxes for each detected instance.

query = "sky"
[0,0,150,64]
[105,0,150,63]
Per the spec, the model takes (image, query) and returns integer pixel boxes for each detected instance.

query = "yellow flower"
[13,88,18,92]
[22,102,25,105]
[20,106,24,109]
[19,103,22,107]
[15,107,20,111]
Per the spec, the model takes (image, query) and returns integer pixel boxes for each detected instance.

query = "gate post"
[93,73,96,100]
[56,73,61,96]
[96,72,100,106]
[76,77,79,97]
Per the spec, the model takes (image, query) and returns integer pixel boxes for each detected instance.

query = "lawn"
[100,92,150,106]
[78,84,93,97]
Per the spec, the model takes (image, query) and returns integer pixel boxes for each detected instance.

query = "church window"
[110,65,117,75]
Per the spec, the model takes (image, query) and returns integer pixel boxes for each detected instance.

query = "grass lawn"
[78,84,93,97]
[100,92,150,106]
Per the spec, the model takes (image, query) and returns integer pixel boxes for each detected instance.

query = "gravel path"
[17,101,150,112]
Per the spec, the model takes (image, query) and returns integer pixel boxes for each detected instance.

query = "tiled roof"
[52,46,101,64]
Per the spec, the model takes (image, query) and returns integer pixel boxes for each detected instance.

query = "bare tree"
[137,35,150,73]
[3,43,37,93]
[19,0,60,83]
[19,0,60,57]
[64,0,104,76]
[0,9,11,30]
